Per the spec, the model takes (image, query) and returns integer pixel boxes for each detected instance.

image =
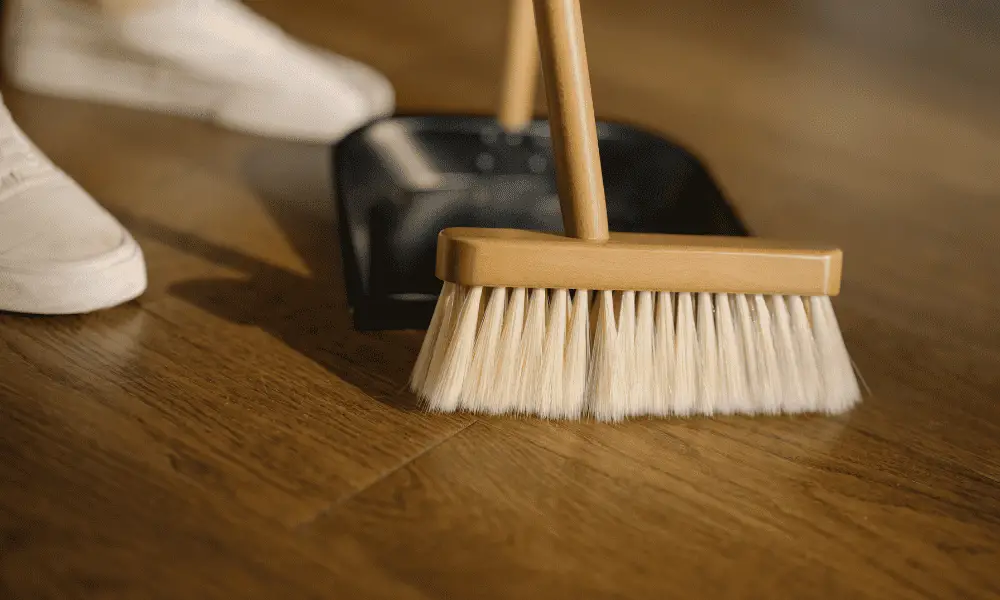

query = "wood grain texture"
[2,0,1000,597]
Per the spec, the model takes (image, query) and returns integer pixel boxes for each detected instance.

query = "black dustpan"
[332,0,749,331]
[334,115,748,330]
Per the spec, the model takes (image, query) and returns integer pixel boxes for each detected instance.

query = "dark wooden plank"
[304,404,1000,599]
[0,390,433,600]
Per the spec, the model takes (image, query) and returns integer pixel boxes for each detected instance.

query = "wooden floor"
[2,0,1000,597]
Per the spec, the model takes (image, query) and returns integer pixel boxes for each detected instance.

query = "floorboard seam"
[292,418,480,530]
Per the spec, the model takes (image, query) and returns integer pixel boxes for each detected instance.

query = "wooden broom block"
[435,228,843,295]
[498,0,540,131]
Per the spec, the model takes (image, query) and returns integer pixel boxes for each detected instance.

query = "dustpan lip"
[331,111,703,164]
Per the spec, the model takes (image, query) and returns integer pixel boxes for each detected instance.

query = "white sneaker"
[0,96,146,314]
[3,0,395,142]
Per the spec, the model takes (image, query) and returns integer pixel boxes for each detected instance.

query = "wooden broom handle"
[498,0,539,131]
[532,0,609,242]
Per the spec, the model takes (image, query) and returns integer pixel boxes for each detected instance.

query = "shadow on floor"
[116,142,423,412]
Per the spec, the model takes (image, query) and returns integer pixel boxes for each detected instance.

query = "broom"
[410,0,861,421]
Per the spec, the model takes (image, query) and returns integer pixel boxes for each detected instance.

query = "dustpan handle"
[533,0,609,242]
[499,0,539,131]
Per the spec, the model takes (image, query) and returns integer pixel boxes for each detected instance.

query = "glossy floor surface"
[1,0,999,598]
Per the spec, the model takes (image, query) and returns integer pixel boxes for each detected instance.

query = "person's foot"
[3,0,395,143]
[0,95,146,314]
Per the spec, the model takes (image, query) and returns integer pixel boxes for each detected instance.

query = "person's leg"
[3,0,394,142]
[0,93,147,314]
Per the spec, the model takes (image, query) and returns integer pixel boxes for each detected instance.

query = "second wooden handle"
[533,0,609,242]
[498,0,539,131]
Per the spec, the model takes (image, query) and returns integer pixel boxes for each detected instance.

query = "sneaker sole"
[0,242,147,315]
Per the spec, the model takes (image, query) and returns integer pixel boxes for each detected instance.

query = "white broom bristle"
[538,289,568,418]
[515,289,548,415]
[790,296,821,411]
[486,287,526,413]
[752,294,783,414]
[696,291,720,414]
[560,290,589,418]
[634,291,655,417]
[426,286,482,411]
[811,295,861,413]
[587,291,625,421]
[715,293,749,414]
[673,292,698,416]
[413,285,862,421]
[460,286,507,412]
[772,294,806,413]
[617,290,638,416]
[410,282,457,395]
[652,291,675,415]
[734,294,760,409]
